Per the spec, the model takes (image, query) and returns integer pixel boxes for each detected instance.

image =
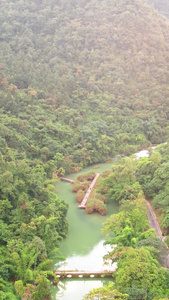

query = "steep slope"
[1,0,169,298]
[0,0,169,168]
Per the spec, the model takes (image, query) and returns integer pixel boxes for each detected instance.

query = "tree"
[102,198,153,247]
[33,272,51,300]
[83,282,129,300]
[136,236,169,267]
[11,246,39,284]
[115,247,169,299]
[123,286,147,300]
[100,158,141,203]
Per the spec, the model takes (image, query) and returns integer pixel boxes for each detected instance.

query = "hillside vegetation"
[84,145,169,300]
[1,0,169,299]
[1,0,169,171]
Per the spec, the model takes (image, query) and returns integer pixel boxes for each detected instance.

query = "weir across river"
[54,270,115,279]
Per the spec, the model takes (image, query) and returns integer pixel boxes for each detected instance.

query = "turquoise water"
[51,161,118,299]
[51,148,158,299]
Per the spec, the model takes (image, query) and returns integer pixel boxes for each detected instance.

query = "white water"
[134,146,157,159]
[134,149,150,159]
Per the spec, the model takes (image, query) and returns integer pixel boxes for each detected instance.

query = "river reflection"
[52,161,118,299]
[53,242,116,300]
[52,279,111,300]
[52,148,156,299]
[55,240,116,272]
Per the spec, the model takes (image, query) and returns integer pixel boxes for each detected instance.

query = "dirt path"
[146,200,169,268]
[146,200,164,240]
[78,173,100,208]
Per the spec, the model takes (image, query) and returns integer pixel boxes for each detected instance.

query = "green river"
[51,150,150,299]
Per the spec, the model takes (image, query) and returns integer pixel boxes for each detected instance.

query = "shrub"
[72,181,89,192]
[76,189,85,203]
[86,199,107,216]
[77,172,95,182]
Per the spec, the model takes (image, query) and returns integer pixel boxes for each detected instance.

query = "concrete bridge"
[54,269,115,279]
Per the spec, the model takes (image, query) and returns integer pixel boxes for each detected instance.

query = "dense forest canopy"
[83,144,169,300]
[1,0,169,299]
[1,0,169,171]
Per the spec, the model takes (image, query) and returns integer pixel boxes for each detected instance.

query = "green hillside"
[1,0,169,170]
[1,0,169,299]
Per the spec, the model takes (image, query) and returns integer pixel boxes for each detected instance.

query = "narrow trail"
[59,177,75,183]
[146,200,164,240]
[79,173,100,208]
[146,200,169,268]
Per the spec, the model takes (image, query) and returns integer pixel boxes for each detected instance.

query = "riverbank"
[52,144,169,299]
[52,160,119,300]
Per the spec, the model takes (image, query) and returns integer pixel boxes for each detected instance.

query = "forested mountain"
[1,0,169,298]
[1,0,169,171]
